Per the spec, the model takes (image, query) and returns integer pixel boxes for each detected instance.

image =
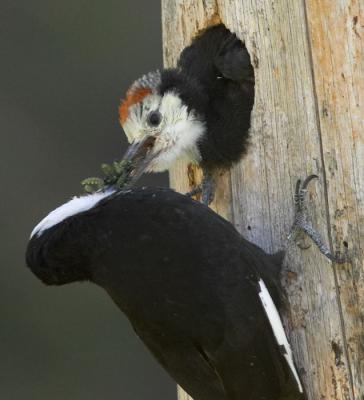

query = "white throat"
[123,91,205,172]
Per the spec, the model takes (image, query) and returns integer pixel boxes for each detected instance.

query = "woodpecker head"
[119,70,207,183]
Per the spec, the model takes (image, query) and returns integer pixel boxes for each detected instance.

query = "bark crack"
[302,1,355,399]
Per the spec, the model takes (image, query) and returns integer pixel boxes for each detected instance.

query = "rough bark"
[161,1,363,399]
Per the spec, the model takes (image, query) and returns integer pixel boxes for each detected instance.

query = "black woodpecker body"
[26,187,303,400]
[119,24,255,203]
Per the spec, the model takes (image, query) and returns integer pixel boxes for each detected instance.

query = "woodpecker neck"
[159,69,208,118]
[153,69,209,169]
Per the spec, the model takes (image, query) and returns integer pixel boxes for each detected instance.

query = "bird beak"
[122,135,158,186]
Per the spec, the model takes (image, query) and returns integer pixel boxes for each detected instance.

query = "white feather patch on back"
[258,279,303,393]
[30,190,115,238]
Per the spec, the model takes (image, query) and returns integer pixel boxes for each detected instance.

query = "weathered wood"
[161,1,363,399]
[305,1,364,398]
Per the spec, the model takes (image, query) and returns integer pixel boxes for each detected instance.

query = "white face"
[122,91,205,172]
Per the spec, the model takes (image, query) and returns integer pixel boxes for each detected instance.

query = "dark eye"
[147,111,162,127]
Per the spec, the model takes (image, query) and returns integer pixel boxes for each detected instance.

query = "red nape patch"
[119,87,152,125]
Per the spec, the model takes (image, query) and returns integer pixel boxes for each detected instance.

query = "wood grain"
[305,1,364,398]
[162,1,362,399]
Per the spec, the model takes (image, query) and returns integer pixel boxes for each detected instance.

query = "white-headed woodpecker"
[119,24,255,204]
[26,187,304,400]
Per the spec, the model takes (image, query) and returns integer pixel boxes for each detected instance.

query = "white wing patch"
[30,189,115,238]
[258,279,303,393]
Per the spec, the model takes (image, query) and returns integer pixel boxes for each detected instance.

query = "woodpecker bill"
[119,24,255,203]
[27,187,304,400]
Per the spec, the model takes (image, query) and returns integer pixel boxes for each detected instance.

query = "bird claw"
[289,175,348,264]
[293,174,318,212]
[186,185,202,198]
[185,170,215,206]
[201,171,216,206]
[185,182,215,206]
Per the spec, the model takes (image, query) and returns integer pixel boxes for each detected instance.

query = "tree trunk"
[161,1,364,399]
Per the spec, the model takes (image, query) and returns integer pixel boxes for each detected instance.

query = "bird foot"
[201,170,216,206]
[185,172,215,206]
[186,185,202,198]
[288,175,348,263]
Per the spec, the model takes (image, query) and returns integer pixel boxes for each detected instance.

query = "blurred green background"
[0,1,174,399]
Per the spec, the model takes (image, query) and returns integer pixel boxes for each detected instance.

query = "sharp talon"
[202,191,214,206]
[290,174,345,263]
[186,185,202,198]
[199,168,216,206]
[201,183,215,206]
[301,174,318,190]
[295,179,302,196]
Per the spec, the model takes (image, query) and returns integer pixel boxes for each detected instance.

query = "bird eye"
[147,111,162,127]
